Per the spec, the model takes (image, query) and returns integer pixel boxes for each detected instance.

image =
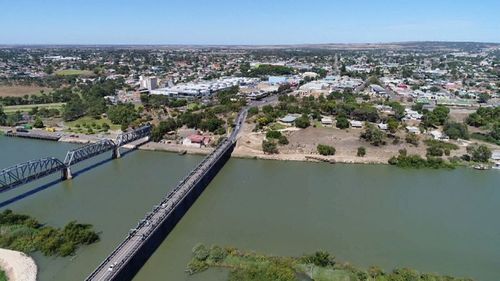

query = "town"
[1,43,499,169]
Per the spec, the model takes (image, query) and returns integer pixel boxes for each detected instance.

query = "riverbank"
[0,249,37,281]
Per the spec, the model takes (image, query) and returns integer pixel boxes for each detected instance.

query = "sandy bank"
[0,248,37,281]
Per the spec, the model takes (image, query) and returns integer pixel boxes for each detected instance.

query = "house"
[406,126,421,135]
[321,117,333,126]
[182,134,211,148]
[350,120,363,128]
[279,114,298,124]
[491,151,500,161]
[429,130,448,140]
[377,123,388,130]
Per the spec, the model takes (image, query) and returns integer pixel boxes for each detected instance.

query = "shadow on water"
[0,147,136,208]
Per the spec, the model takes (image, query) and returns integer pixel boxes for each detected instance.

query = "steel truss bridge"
[0,125,151,192]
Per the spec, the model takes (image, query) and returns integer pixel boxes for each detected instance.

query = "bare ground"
[0,85,51,97]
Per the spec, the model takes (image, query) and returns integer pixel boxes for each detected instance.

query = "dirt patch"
[0,86,51,97]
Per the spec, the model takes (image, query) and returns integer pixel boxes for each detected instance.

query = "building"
[139,76,158,91]
[182,134,211,148]
[321,117,333,126]
[350,120,363,128]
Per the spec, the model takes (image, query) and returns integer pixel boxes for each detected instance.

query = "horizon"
[1,0,499,45]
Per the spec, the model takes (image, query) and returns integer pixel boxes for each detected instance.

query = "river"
[0,136,499,281]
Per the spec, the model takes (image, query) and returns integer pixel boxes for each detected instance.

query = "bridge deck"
[87,109,247,281]
[86,137,235,281]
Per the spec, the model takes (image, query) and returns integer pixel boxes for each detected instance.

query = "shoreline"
[0,248,37,281]
[139,142,389,165]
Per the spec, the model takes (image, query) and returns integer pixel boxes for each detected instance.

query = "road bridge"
[86,109,247,281]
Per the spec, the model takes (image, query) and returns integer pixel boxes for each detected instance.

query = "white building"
[139,76,158,91]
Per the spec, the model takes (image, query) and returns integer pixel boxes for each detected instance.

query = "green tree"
[443,121,469,140]
[467,144,492,163]
[63,95,85,121]
[357,146,366,157]
[360,124,386,146]
[266,130,282,139]
[405,133,419,146]
[317,144,336,156]
[107,104,139,126]
[278,135,289,145]
[336,116,349,129]
[0,105,6,126]
[33,117,44,128]
[295,114,310,128]
[262,140,279,154]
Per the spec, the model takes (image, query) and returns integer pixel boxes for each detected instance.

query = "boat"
[178,150,187,155]
[473,164,490,170]
[492,163,500,170]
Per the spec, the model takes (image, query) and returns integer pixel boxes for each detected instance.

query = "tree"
[467,144,492,163]
[33,117,44,128]
[336,116,349,129]
[443,121,469,140]
[266,130,282,139]
[357,146,366,157]
[478,93,490,104]
[317,144,336,156]
[405,133,419,146]
[387,118,399,133]
[278,135,289,145]
[360,124,386,146]
[0,105,6,126]
[262,140,278,154]
[63,95,85,121]
[421,106,450,128]
[295,114,310,128]
[107,104,139,127]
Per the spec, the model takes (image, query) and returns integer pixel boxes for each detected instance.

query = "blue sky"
[0,0,499,45]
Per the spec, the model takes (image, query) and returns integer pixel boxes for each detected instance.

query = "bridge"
[0,125,152,192]
[86,109,247,281]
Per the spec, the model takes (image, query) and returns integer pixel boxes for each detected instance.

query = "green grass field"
[65,116,120,134]
[0,269,7,281]
[55,69,94,76]
[3,102,65,113]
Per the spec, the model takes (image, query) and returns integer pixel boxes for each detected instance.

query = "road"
[86,108,247,281]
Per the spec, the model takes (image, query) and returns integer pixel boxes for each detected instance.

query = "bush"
[467,144,492,163]
[443,121,469,140]
[262,140,279,154]
[317,144,336,156]
[336,116,349,129]
[360,124,386,146]
[278,135,289,145]
[266,130,282,139]
[192,244,209,261]
[357,146,366,157]
[301,251,336,267]
[405,133,419,146]
[295,115,310,128]
[33,117,44,128]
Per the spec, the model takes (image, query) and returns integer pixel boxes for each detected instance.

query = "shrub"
[317,144,336,156]
[357,146,366,157]
[262,140,279,154]
[405,133,419,146]
[360,124,386,146]
[295,115,310,128]
[467,144,492,163]
[443,121,469,140]
[266,130,282,139]
[278,135,289,145]
[336,116,349,129]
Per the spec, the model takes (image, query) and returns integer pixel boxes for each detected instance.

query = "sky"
[0,0,499,45]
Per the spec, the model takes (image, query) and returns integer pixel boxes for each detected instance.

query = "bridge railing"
[0,157,66,192]
[63,139,117,166]
[85,136,234,281]
[116,125,152,147]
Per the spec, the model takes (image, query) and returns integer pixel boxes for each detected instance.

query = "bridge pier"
[62,166,72,180]
[112,147,121,159]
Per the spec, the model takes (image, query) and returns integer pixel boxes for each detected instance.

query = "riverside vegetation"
[0,210,99,257]
[186,244,473,281]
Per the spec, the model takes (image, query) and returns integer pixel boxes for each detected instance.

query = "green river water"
[0,136,499,281]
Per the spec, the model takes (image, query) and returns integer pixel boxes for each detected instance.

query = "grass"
[0,85,52,97]
[0,270,6,281]
[269,123,288,131]
[3,103,65,113]
[65,116,120,134]
[55,69,94,76]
